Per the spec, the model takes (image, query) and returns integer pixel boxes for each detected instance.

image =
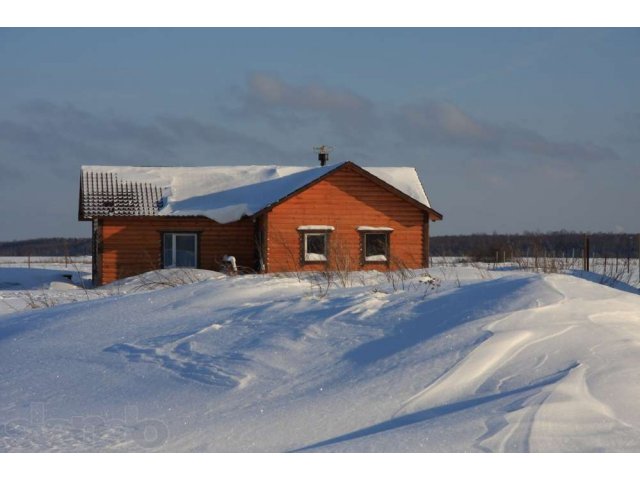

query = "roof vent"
[314,145,333,166]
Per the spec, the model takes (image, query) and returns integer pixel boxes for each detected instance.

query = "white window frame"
[303,232,328,262]
[163,232,198,268]
[363,231,390,262]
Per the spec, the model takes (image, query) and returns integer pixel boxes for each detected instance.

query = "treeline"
[432,231,640,261]
[1,232,638,260]
[0,238,91,256]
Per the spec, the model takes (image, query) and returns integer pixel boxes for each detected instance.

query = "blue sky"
[0,28,638,240]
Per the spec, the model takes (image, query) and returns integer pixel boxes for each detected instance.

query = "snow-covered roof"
[79,162,434,223]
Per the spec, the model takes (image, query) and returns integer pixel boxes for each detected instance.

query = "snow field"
[1,263,639,452]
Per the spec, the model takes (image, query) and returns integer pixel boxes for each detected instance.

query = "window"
[163,233,198,268]
[297,226,333,263]
[364,232,390,262]
[303,233,328,262]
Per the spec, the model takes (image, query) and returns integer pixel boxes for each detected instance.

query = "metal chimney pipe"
[315,145,332,166]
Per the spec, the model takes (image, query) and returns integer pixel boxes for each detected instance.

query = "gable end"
[253,161,443,221]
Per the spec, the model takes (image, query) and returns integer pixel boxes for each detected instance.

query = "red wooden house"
[78,160,442,285]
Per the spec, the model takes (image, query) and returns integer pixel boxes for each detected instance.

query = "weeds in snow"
[23,291,59,309]
[126,269,211,292]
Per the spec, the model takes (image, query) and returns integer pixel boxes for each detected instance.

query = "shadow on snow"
[343,276,536,366]
[292,363,577,452]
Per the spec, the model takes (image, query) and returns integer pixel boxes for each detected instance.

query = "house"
[78,158,442,285]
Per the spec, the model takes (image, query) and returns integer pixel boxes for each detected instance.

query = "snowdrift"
[1,267,640,452]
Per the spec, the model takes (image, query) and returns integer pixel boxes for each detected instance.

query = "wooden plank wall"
[99,217,256,284]
[266,165,426,272]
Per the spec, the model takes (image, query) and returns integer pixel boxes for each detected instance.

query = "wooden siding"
[266,165,426,272]
[98,217,256,284]
[423,213,430,268]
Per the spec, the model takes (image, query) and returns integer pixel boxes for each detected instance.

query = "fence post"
[583,235,590,272]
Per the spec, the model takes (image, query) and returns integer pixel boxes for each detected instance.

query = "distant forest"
[432,231,640,261]
[0,232,638,259]
[0,238,91,256]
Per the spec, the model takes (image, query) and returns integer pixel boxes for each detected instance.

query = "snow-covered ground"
[0,257,221,315]
[1,259,639,452]
[0,257,93,315]
[432,256,640,291]
[575,257,640,291]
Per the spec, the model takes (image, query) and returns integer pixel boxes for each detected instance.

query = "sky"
[0,28,639,240]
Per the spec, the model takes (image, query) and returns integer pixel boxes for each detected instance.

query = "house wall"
[98,217,256,285]
[265,166,426,272]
